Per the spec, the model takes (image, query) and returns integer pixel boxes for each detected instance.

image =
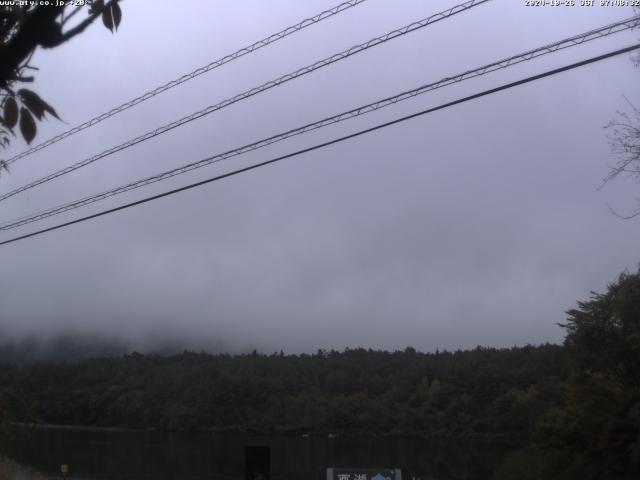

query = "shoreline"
[14,422,525,442]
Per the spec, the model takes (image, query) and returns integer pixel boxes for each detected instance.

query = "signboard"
[327,468,402,480]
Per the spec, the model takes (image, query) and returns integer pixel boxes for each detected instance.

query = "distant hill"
[0,334,131,364]
[0,333,228,364]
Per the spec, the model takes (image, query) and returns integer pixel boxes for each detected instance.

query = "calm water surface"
[0,426,518,479]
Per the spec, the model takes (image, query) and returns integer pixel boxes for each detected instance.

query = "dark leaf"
[3,97,18,129]
[45,102,61,121]
[18,89,60,121]
[19,107,36,144]
[102,6,114,32]
[18,89,44,120]
[112,1,122,31]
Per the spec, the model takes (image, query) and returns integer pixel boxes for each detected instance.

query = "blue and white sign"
[326,468,402,480]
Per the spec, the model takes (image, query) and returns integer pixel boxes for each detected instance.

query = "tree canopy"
[497,267,640,480]
[564,268,640,387]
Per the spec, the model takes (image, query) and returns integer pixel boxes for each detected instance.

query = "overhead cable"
[3,0,371,166]
[0,0,492,202]
[1,44,638,246]
[1,16,638,231]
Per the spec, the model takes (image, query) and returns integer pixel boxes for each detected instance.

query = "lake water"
[0,426,517,479]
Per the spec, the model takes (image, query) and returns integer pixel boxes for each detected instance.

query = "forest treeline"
[0,344,567,437]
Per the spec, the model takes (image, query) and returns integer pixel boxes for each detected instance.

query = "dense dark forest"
[1,268,639,479]
[0,344,567,437]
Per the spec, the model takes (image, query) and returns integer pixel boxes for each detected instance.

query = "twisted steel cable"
[1,14,638,232]
[4,0,371,167]
[0,0,493,203]
[1,44,638,246]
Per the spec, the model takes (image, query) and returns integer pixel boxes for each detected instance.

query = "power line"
[1,16,637,231]
[3,0,371,167]
[1,44,637,247]
[0,0,492,203]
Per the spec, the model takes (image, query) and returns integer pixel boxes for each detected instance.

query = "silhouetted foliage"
[502,268,640,480]
[0,0,122,153]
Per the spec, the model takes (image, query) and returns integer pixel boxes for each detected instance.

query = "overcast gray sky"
[0,0,639,353]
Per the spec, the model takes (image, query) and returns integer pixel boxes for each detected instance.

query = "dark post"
[245,445,270,480]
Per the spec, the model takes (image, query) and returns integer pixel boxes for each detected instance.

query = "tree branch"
[0,6,64,85]
[0,1,122,86]
[607,202,640,220]
[54,0,121,47]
